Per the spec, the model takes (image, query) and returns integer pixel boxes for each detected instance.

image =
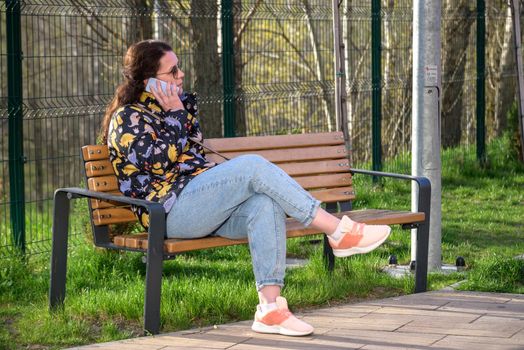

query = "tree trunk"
[494,4,516,136]
[343,0,353,140]
[441,1,474,148]
[343,0,371,163]
[303,0,335,132]
[127,0,153,43]
[191,0,223,137]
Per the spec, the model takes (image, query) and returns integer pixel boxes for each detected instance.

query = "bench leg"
[414,221,429,293]
[339,201,352,212]
[49,191,70,309]
[143,208,166,335]
[323,202,338,272]
[414,178,431,293]
[143,251,163,335]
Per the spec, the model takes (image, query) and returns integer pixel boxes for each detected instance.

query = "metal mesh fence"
[379,1,413,172]
[0,0,522,257]
[231,1,336,135]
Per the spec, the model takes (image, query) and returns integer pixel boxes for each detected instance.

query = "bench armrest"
[54,187,161,211]
[53,186,166,255]
[348,168,431,219]
[349,168,431,293]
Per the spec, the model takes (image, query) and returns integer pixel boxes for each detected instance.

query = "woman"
[101,39,391,337]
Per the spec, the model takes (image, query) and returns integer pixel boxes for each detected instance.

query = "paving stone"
[472,315,524,329]
[361,345,429,350]
[71,338,169,350]
[365,294,452,310]
[127,332,246,348]
[301,314,410,331]
[72,343,164,350]
[370,305,479,318]
[162,347,223,350]
[305,304,381,317]
[396,321,521,338]
[228,335,357,350]
[324,328,445,347]
[431,335,524,349]
[398,313,524,338]
[361,311,479,326]
[440,300,524,318]
[512,328,524,342]
[302,311,370,319]
[427,290,514,303]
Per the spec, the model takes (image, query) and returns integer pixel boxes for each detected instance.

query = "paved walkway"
[71,290,524,350]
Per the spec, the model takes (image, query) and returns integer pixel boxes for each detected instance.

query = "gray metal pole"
[511,0,524,160]
[411,0,442,271]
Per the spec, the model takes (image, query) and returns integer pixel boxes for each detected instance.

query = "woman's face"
[154,51,185,95]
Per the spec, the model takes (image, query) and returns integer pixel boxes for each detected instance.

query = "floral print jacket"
[107,91,216,229]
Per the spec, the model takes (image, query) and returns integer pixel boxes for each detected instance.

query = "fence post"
[371,0,382,177]
[477,0,486,164]
[221,0,235,137]
[6,0,26,253]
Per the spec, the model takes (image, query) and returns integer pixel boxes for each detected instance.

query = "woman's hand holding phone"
[148,79,184,112]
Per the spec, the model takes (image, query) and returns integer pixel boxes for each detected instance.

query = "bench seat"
[112,209,425,253]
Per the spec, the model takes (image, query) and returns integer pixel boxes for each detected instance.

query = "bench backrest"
[81,131,354,230]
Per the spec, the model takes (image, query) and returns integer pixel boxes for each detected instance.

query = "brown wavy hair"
[99,39,173,144]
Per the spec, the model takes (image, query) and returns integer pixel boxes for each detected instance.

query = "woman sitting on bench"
[100,39,392,337]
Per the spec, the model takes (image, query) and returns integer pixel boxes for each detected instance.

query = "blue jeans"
[166,154,322,291]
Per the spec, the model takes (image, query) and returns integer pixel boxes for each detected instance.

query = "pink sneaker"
[251,297,314,336]
[328,215,392,257]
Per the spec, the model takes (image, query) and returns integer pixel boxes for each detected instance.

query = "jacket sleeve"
[110,106,193,173]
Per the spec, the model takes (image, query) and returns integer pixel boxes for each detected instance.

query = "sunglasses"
[157,62,181,79]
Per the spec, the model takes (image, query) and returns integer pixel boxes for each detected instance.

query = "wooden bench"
[49,131,430,335]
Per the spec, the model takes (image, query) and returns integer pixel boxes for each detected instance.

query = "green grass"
[1,134,523,349]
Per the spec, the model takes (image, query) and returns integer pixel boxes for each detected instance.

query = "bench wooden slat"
[82,145,110,161]
[277,159,350,176]
[88,175,119,192]
[86,159,352,180]
[115,209,425,253]
[93,188,356,226]
[295,209,425,227]
[205,159,351,177]
[205,145,349,164]
[295,173,352,190]
[85,162,352,194]
[93,207,135,226]
[310,187,355,202]
[87,159,351,185]
[114,233,149,248]
[85,160,114,177]
[90,191,124,209]
[204,132,345,152]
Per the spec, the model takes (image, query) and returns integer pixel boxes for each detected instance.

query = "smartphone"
[145,78,180,95]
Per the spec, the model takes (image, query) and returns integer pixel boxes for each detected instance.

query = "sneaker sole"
[251,321,313,336]
[332,228,391,257]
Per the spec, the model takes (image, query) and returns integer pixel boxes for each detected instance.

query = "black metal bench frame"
[49,167,430,335]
